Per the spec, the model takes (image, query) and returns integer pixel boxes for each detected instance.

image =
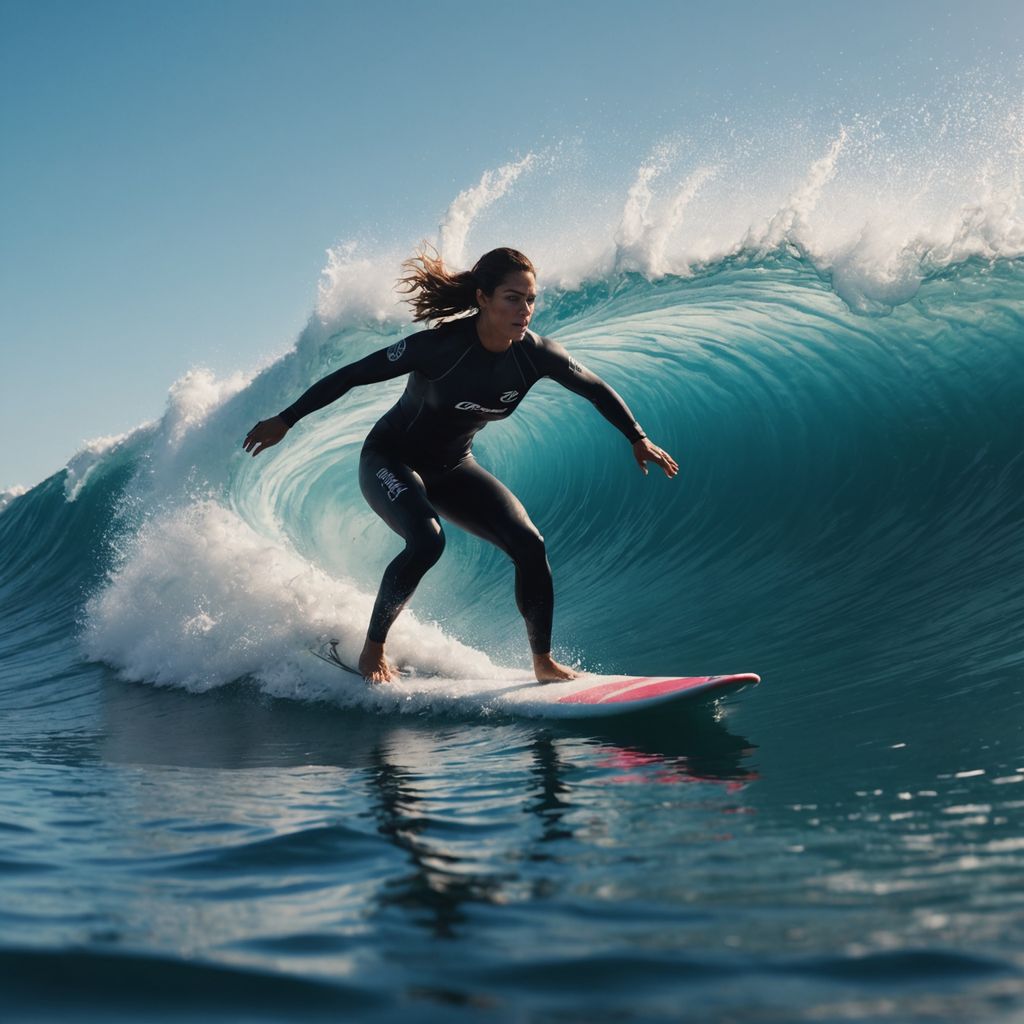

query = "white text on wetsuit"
[376,468,407,501]
[455,401,510,414]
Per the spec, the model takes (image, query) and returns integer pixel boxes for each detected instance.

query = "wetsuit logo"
[500,390,519,403]
[376,468,407,501]
[386,339,406,363]
[568,356,583,374]
[455,401,508,414]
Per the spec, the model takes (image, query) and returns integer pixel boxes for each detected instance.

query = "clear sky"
[2,0,1022,487]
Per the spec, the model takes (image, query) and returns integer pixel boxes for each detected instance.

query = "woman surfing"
[243,247,678,683]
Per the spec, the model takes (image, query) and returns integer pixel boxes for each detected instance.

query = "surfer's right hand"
[243,416,289,456]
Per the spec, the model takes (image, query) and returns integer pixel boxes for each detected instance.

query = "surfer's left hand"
[243,416,289,456]
[633,438,678,478]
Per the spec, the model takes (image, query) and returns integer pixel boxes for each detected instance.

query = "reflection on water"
[527,735,574,848]
[95,673,763,948]
[366,746,514,940]
[583,707,759,785]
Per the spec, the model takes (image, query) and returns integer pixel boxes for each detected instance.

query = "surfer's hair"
[397,245,535,324]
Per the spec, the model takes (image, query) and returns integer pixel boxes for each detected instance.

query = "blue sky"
[2,0,1022,487]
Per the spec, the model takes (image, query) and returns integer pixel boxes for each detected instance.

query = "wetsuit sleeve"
[534,336,646,444]
[278,333,425,427]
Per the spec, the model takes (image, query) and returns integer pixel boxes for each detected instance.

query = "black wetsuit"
[279,315,645,653]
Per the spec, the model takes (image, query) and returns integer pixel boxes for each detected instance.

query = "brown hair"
[397,245,535,324]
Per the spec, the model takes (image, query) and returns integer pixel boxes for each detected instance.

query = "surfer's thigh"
[358,447,439,539]
[427,458,543,555]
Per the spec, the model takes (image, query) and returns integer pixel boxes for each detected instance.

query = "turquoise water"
[3,229,1024,1016]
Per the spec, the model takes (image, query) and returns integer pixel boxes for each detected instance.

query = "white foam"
[0,485,27,513]
[312,97,1023,332]
[315,241,407,326]
[614,143,675,272]
[315,154,538,328]
[63,429,146,502]
[161,368,251,449]
[83,500,505,702]
[645,166,719,277]
[60,368,251,504]
[612,146,720,278]
[742,129,848,259]
[438,153,537,267]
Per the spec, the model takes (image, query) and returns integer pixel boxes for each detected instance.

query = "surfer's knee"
[508,523,547,568]
[409,517,445,568]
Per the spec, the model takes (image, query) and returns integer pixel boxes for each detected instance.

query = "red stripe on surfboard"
[557,677,656,705]
[601,676,722,704]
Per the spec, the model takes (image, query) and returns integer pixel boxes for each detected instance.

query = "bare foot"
[359,640,396,684]
[533,653,577,683]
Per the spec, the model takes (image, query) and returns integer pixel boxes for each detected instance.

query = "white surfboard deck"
[310,642,759,719]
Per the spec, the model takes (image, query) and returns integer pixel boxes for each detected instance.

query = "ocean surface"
[2,122,1024,1021]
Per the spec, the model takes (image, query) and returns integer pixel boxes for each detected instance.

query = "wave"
[4,110,1024,709]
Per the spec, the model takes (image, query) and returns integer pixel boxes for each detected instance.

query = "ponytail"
[398,244,535,324]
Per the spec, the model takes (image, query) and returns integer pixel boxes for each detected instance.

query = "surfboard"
[310,641,759,719]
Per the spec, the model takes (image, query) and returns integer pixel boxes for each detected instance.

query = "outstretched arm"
[536,336,679,478]
[242,337,418,457]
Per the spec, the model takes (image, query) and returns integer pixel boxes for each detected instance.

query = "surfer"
[243,247,678,683]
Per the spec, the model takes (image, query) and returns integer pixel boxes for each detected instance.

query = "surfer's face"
[478,270,536,342]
